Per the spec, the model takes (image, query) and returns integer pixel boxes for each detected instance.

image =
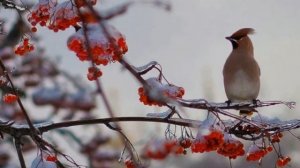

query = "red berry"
[3,93,18,104]
[31,27,37,32]
[46,155,57,162]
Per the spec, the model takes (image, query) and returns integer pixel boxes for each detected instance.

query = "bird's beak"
[225,36,232,41]
[225,37,238,43]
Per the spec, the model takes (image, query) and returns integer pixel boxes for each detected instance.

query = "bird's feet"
[225,100,232,106]
[252,99,261,106]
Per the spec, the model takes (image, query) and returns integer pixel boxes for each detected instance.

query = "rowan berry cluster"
[143,139,185,160]
[216,134,245,159]
[45,155,57,162]
[28,0,98,32]
[138,87,162,106]
[87,66,102,81]
[67,23,128,64]
[271,132,283,143]
[47,1,80,32]
[164,139,185,155]
[138,78,185,106]
[124,159,135,168]
[27,0,57,31]
[191,128,224,153]
[3,93,18,104]
[277,156,291,167]
[14,38,35,56]
[178,137,192,149]
[246,144,273,161]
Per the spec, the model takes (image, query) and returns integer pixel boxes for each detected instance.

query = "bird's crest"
[230,28,255,40]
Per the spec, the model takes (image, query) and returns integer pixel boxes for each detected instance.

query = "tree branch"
[15,138,26,168]
[0,117,299,141]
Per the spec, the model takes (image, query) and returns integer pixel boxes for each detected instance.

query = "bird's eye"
[230,39,239,49]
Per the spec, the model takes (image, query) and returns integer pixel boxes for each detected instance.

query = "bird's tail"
[239,110,253,116]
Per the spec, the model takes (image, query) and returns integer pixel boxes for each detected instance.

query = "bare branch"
[0,117,299,142]
[0,59,37,133]
[15,138,26,168]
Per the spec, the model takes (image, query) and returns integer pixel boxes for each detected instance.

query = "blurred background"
[0,0,300,167]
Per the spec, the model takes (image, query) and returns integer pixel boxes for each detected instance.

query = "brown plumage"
[223,28,260,115]
[229,28,255,40]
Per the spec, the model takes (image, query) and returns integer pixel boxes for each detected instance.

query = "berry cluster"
[46,155,57,162]
[179,137,192,149]
[28,0,93,32]
[124,159,135,168]
[3,93,18,104]
[276,156,291,167]
[28,0,57,31]
[246,144,273,161]
[138,87,162,106]
[143,139,185,160]
[67,24,127,65]
[138,78,185,106]
[164,84,185,99]
[217,135,245,159]
[164,140,185,155]
[14,38,35,56]
[191,129,224,153]
[87,67,102,81]
[47,1,80,32]
[271,132,283,143]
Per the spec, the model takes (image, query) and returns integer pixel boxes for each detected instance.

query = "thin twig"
[75,2,140,165]
[15,138,26,168]
[0,59,37,132]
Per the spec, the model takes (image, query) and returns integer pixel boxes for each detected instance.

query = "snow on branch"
[0,0,26,11]
[177,98,296,111]
[0,116,299,142]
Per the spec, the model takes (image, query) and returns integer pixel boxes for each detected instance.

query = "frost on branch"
[138,77,184,106]
[67,23,128,65]
[0,0,26,11]
[131,61,159,75]
[146,109,172,118]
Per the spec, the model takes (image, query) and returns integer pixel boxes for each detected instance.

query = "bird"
[223,28,260,115]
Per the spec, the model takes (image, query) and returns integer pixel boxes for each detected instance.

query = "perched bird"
[223,28,260,115]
